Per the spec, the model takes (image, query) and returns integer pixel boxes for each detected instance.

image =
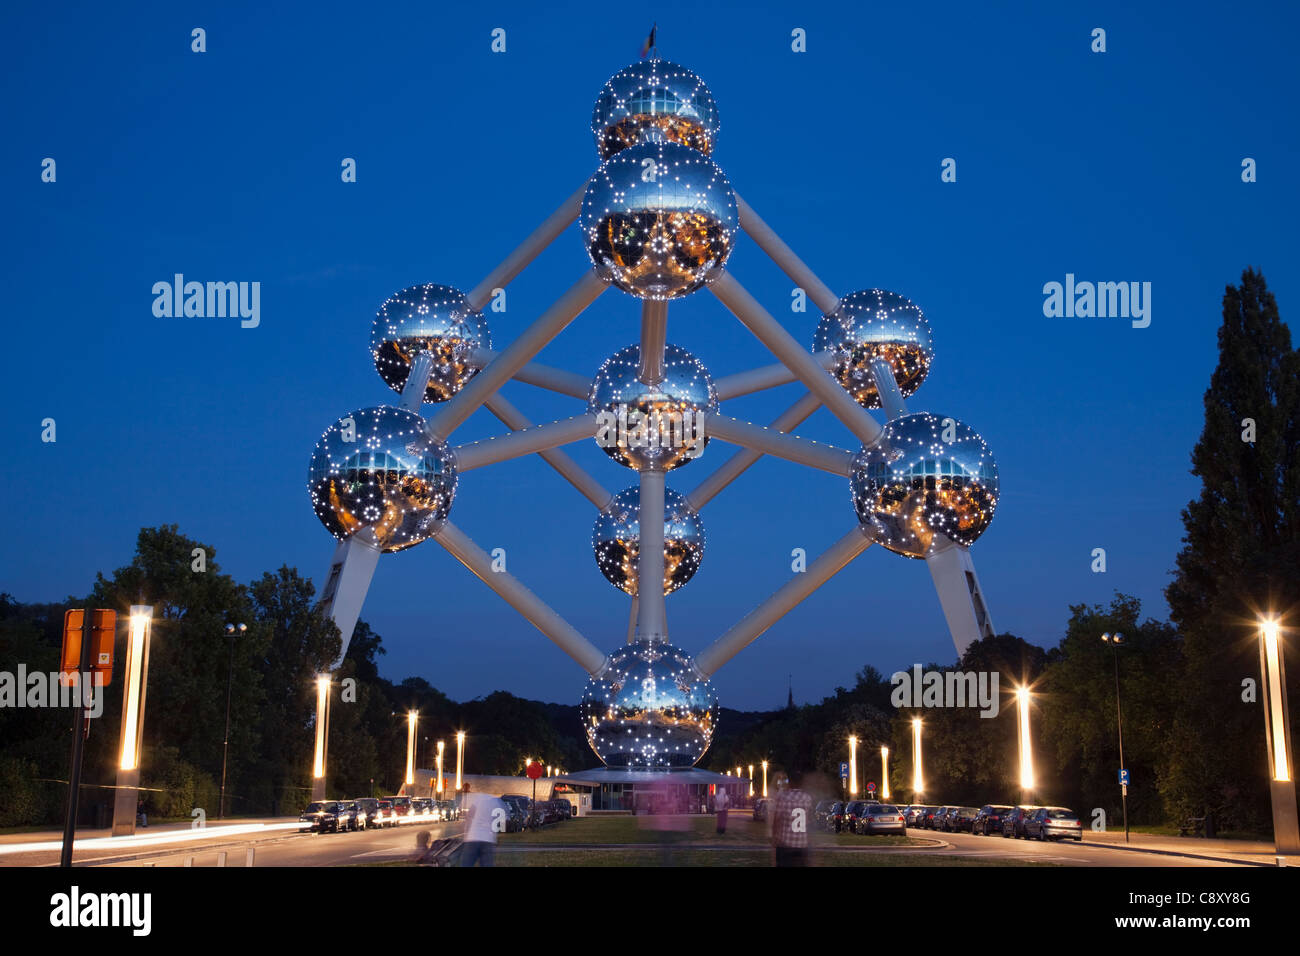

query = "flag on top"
[639,24,657,59]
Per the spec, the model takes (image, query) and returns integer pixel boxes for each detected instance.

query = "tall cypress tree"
[1163,268,1300,829]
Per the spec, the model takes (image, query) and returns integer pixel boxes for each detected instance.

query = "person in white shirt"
[459,782,507,867]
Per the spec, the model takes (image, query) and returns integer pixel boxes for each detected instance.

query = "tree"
[1164,268,1300,830]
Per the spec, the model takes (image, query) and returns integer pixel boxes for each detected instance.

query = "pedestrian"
[715,786,729,834]
[459,782,506,867]
[137,797,148,828]
[769,772,814,866]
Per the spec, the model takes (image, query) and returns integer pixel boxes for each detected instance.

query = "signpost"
[866,781,876,795]
[526,759,543,825]
[59,608,116,868]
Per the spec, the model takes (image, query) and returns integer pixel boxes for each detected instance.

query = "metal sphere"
[580,641,718,769]
[592,486,705,596]
[581,138,738,300]
[308,406,456,553]
[813,289,934,410]
[850,413,998,558]
[591,58,720,159]
[588,343,717,470]
[371,284,491,404]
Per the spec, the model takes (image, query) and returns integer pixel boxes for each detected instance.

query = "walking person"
[715,786,729,834]
[459,782,506,867]
[769,773,814,866]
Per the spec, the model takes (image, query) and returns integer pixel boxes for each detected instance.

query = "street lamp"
[1258,617,1300,862]
[1016,686,1034,801]
[218,622,247,820]
[436,740,445,796]
[405,711,418,787]
[848,736,858,796]
[112,605,153,836]
[312,675,330,801]
[880,746,890,801]
[455,730,465,791]
[911,718,924,798]
[748,764,754,798]
[761,760,769,798]
[1101,632,1129,842]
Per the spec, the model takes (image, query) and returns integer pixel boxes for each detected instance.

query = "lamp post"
[404,711,418,788]
[112,606,154,836]
[848,736,858,797]
[437,740,445,796]
[1101,632,1129,842]
[455,731,465,791]
[881,746,890,801]
[311,675,330,801]
[748,764,754,798]
[1016,686,1034,804]
[911,718,924,800]
[218,622,246,820]
[761,760,769,798]
[1258,617,1300,863]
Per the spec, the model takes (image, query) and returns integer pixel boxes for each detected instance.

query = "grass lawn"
[494,849,1054,867]
[501,815,921,847]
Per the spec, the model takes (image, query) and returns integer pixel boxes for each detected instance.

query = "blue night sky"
[2,1,1297,711]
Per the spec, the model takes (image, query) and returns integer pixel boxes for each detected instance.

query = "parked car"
[752,799,769,822]
[904,806,931,828]
[1001,805,1039,839]
[353,797,382,829]
[374,798,396,828]
[299,801,342,833]
[928,807,952,830]
[972,805,1014,836]
[814,800,835,828]
[436,799,461,821]
[335,800,362,831]
[825,802,846,832]
[501,794,531,831]
[410,797,434,820]
[1024,807,1084,842]
[858,804,906,835]
[945,807,979,832]
[385,795,413,824]
[845,801,875,833]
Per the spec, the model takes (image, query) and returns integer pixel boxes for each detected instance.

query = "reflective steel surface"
[581,138,737,300]
[588,342,717,470]
[371,284,491,403]
[593,485,705,596]
[581,641,718,768]
[308,406,456,552]
[850,412,998,558]
[591,58,720,159]
[814,289,933,409]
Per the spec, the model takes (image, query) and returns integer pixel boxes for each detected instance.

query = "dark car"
[1001,805,1039,839]
[501,794,531,831]
[972,804,1014,836]
[298,801,342,833]
[814,800,835,828]
[752,799,769,822]
[904,806,931,828]
[945,806,979,832]
[353,797,382,829]
[858,804,906,835]
[928,807,952,830]
[335,800,362,831]
[1024,807,1084,842]
[825,802,847,832]
[411,797,434,821]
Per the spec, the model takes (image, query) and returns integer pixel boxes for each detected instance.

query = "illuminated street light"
[748,764,754,797]
[1101,631,1129,842]
[848,735,858,796]
[455,731,465,791]
[312,675,330,801]
[436,740,445,795]
[112,606,154,836]
[1016,686,1034,797]
[1258,617,1300,862]
[761,760,769,798]
[405,711,418,787]
[880,746,890,801]
[911,718,924,797]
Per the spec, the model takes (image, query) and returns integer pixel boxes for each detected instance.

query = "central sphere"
[850,412,999,558]
[588,343,717,471]
[371,284,491,404]
[813,289,933,410]
[580,641,718,769]
[591,58,720,159]
[593,486,705,596]
[581,139,738,300]
[308,406,456,553]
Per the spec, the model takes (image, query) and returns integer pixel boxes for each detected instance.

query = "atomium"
[580,640,718,768]
[371,284,491,403]
[850,412,999,558]
[593,485,705,596]
[588,342,717,471]
[308,406,456,553]
[813,289,933,410]
[591,58,720,159]
[581,137,738,300]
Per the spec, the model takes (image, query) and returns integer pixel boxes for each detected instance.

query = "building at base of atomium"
[307,54,1001,810]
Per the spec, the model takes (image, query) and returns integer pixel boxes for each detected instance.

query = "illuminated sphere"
[581,138,738,300]
[580,641,718,768]
[591,58,720,159]
[850,413,998,558]
[371,284,491,403]
[814,289,933,410]
[592,486,705,596]
[588,343,717,471]
[308,406,456,553]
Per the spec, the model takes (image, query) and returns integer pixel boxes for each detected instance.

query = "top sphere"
[813,289,933,410]
[591,58,720,160]
[371,284,491,404]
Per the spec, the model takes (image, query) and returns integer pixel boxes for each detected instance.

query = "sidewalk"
[1077,828,1281,866]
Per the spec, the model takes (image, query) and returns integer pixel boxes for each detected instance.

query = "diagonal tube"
[710,271,883,447]
[735,194,840,315]
[452,413,596,471]
[687,392,822,509]
[468,350,592,400]
[485,395,611,509]
[714,353,835,401]
[433,520,607,675]
[695,527,873,677]
[426,270,607,443]
[705,414,854,476]
[467,178,590,310]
